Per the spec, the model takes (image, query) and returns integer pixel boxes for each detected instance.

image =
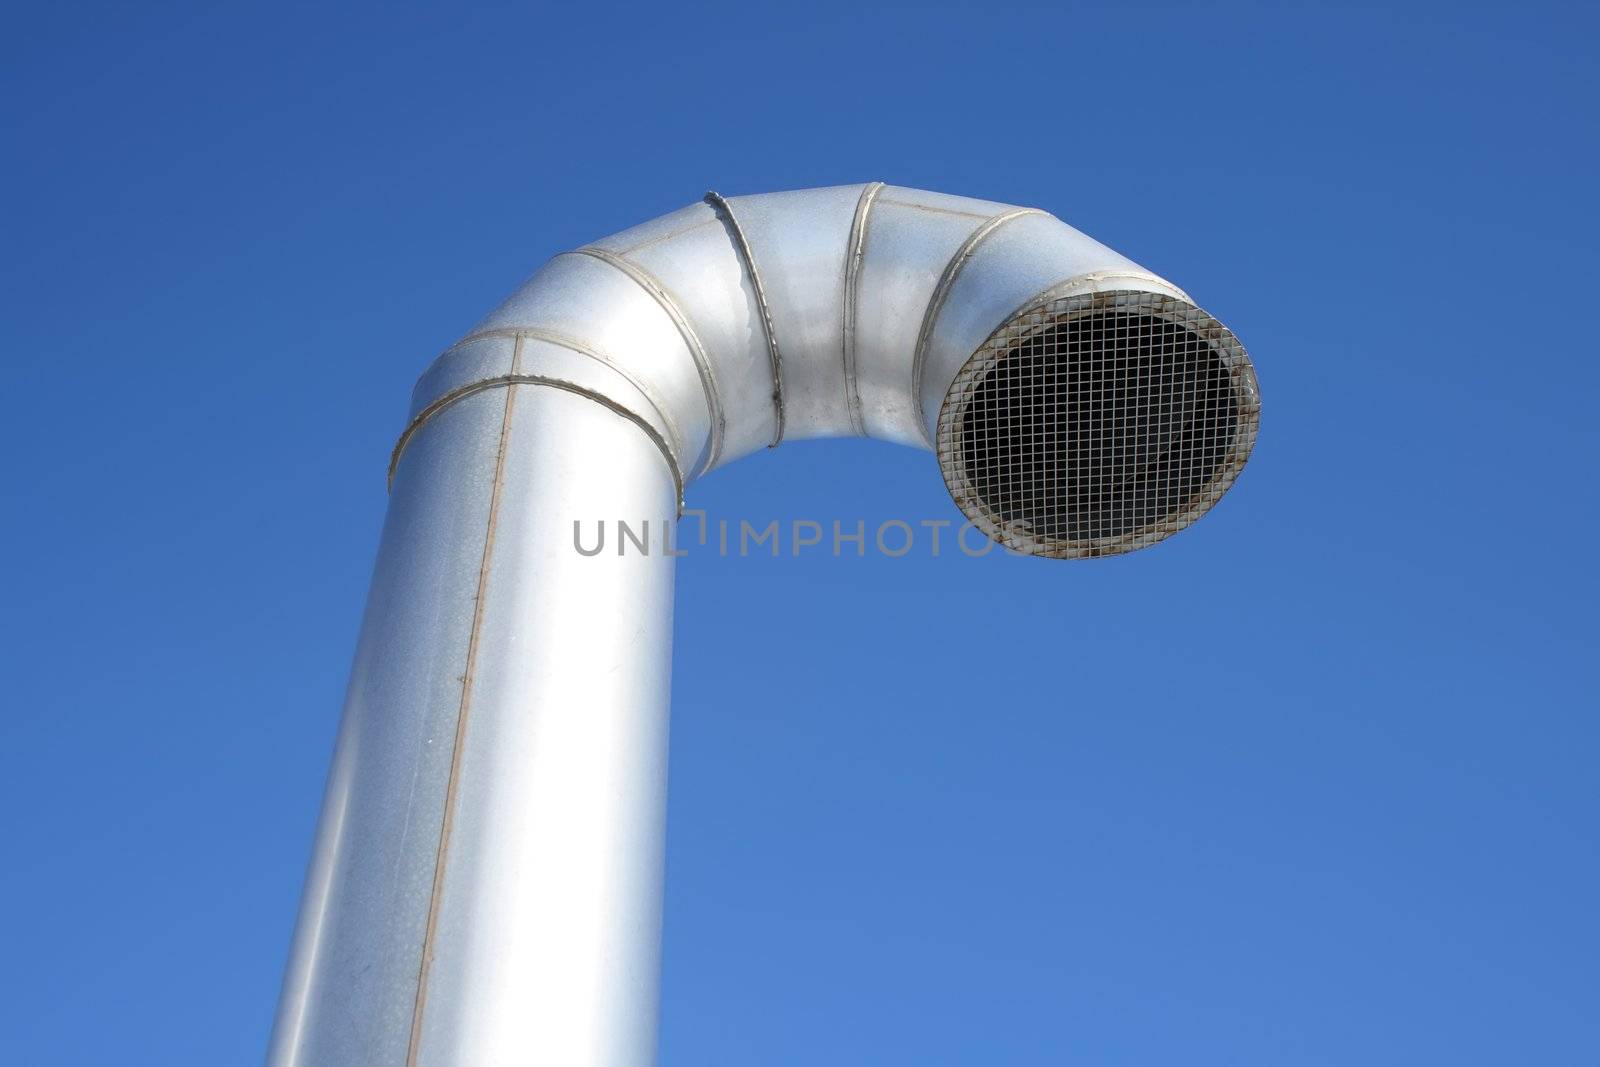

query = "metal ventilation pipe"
[267,183,1259,1065]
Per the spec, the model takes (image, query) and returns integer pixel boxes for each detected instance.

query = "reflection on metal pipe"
[268,183,1260,1066]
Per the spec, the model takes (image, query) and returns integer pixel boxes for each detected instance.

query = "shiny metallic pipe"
[268,183,1259,1065]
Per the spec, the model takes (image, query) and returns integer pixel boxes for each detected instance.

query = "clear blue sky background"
[4,1,1596,1063]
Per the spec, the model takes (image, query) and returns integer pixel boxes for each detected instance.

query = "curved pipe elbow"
[405,183,1185,479]
[398,183,1257,559]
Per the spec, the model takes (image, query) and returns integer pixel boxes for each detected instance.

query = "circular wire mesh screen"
[937,289,1260,558]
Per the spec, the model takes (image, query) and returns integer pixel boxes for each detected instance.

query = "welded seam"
[872,196,997,219]
[429,325,683,460]
[704,190,785,447]
[612,213,717,255]
[1016,269,1194,308]
[389,373,686,509]
[909,208,1046,447]
[565,246,725,474]
[404,335,522,1067]
[840,181,884,437]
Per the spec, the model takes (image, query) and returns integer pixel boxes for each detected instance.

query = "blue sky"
[3,1,1596,1063]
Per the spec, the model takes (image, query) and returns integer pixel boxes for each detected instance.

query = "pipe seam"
[565,246,726,474]
[840,181,885,437]
[704,190,786,447]
[390,373,686,510]
[873,195,996,219]
[269,183,1250,1064]
[909,207,1048,447]
[404,334,523,1067]
[410,326,688,488]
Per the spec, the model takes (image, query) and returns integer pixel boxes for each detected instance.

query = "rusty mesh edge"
[935,288,1261,560]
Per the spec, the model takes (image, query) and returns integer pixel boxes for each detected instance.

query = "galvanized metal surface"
[703,190,787,447]
[269,382,677,1067]
[455,183,1193,474]
[268,183,1260,1066]
[840,180,886,436]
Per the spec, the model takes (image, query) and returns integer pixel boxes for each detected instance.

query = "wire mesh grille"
[937,290,1259,558]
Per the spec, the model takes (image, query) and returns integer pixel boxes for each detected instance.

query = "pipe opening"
[937,290,1259,558]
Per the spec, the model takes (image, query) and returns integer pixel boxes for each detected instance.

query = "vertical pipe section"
[412,384,678,1064]
[268,383,679,1067]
